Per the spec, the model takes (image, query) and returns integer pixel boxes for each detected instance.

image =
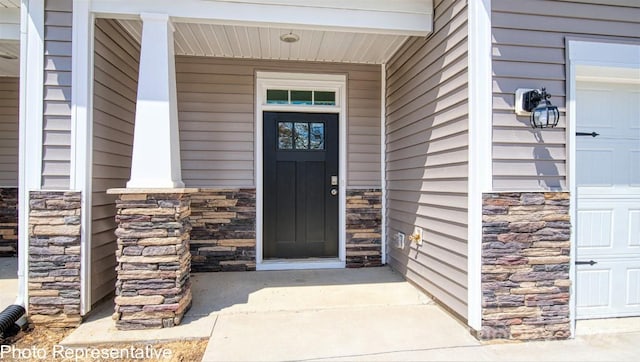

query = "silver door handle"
[330,189,338,196]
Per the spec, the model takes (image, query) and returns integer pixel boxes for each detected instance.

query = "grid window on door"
[278,122,325,150]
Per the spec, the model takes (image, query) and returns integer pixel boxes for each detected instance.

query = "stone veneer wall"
[481,192,571,340]
[28,191,82,327]
[0,187,18,256]
[346,189,382,268]
[190,189,256,272]
[188,188,382,271]
[111,191,193,330]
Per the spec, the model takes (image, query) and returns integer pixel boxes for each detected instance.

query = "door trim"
[255,71,347,270]
[567,38,640,331]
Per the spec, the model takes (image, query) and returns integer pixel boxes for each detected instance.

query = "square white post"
[127,13,184,188]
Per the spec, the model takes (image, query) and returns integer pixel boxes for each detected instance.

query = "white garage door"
[576,80,640,319]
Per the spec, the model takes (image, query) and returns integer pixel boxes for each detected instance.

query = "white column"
[127,13,184,188]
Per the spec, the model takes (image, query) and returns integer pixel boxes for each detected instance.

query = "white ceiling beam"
[90,0,432,36]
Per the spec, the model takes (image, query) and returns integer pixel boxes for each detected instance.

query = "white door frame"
[255,71,347,270]
[566,38,640,331]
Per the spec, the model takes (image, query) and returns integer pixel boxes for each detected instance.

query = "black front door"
[263,112,339,259]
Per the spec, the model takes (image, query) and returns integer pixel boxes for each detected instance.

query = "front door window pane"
[278,122,293,149]
[310,123,325,149]
[294,122,309,149]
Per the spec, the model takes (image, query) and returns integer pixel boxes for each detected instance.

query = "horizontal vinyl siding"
[175,56,381,188]
[42,0,72,189]
[91,19,139,305]
[386,0,469,320]
[492,0,640,190]
[0,77,18,186]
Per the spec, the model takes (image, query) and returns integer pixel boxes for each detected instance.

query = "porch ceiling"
[0,41,18,76]
[0,1,18,8]
[118,19,408,64]
[0,3,19,76]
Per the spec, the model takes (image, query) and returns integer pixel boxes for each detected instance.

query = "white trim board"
[71,0,95,316]
[255,71,347,271]
[380,64,387,265]
[566,38,640,336]
[17,0,45,308]
[89,0,432,36]
[467,0,493,332]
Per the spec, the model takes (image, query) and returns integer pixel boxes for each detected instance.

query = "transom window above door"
[266,89,336,106]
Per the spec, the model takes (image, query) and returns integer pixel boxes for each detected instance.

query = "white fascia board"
[90,0,432,36]
[212,0,433,14]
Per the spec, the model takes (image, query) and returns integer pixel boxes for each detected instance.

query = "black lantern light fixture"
[515,88,560,129]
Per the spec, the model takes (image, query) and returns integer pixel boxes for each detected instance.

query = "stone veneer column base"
[481,192,571,341]
[0,187,18,256]
[108,188,197,330]
[28,191,82,327]
[346,189,382,268]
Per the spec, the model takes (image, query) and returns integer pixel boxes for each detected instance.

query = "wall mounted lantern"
[515,88,560,129]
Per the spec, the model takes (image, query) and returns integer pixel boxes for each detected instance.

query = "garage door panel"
[627,268,640,306]
[629,210,640,247]
[577,88,614,129]
[631,150,640,186]
[577,261,640,319]
[576,268,611,310]
[577,209,613,249]
[576,149,614,186]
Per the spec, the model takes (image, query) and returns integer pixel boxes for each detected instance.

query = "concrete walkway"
[0,257,18,310]
[61,267,640,361]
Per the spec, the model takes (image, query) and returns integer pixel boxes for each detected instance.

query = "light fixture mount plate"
[515,88,536,116]
[280,32,300,43]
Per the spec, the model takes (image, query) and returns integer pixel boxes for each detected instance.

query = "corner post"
[127,13,183,189]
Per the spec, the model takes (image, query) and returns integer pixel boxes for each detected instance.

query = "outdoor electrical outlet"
[409,227,423,246]
[394,232,405,249]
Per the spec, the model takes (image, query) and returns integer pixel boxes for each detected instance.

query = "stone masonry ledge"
[107,188,199,195]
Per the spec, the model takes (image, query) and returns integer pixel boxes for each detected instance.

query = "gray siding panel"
[91,19,139,305]
[0,77,18,186]
[42,0,72,189]
[386,0,469,320]
[175,56,381,188]
[492,0,640,190]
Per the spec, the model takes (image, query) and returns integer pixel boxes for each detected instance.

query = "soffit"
[118,20,408,64]
[0,40,18,76]
[0,4,20,76]
[0,0,19,8]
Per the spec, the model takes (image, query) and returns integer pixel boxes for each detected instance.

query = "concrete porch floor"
[0,257,18,310]
[60,266,640,361]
